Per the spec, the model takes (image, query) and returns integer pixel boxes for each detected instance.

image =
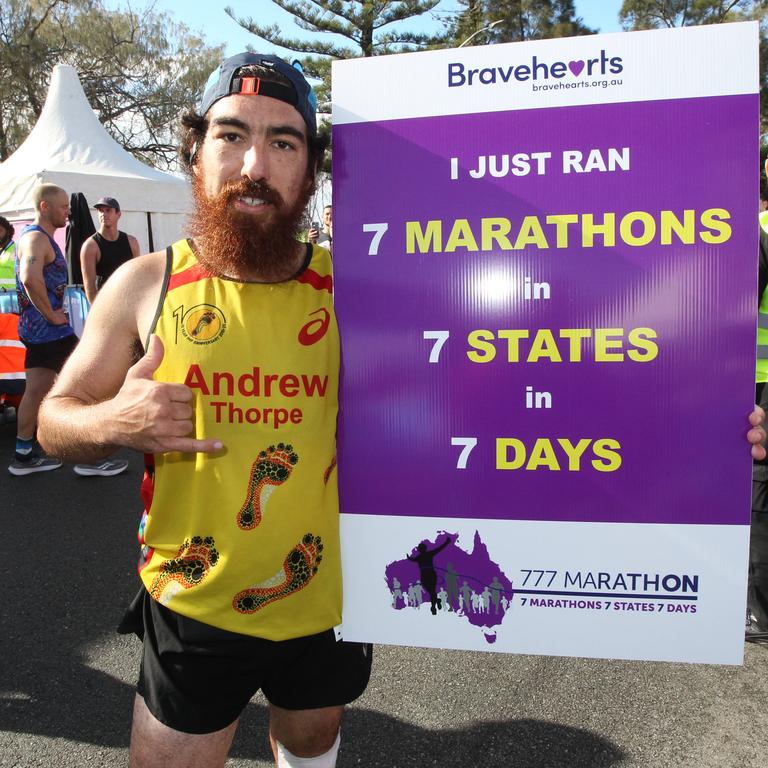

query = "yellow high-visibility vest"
[0,241,15,292]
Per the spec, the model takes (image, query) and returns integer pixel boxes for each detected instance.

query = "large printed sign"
[332,23,760,664]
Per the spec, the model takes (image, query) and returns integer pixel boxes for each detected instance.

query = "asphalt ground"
[1,417,767,768]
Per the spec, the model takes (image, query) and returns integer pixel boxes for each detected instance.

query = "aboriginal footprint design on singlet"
[237,443,299,530]
[191,311,217,337]
[323,455,337,484]
[232,533,323,613]
[148,536,220,606]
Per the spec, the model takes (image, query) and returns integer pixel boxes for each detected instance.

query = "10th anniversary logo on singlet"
[174,303,227,345]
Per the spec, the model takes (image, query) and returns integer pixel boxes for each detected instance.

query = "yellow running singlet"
[137,239,341,640]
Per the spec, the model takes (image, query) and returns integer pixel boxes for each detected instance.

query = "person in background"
[80,197,139,305]
[748,166,768,641]
[308,204,332,251]
[8,184,128,478]
[0,216,16,294]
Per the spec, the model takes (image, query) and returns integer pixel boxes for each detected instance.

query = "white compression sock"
[275,731,341,768]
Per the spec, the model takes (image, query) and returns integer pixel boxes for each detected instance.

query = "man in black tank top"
[80,196,139,304]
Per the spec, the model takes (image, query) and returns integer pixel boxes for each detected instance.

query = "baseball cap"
[198,52,318,139]
[94,196,120,211]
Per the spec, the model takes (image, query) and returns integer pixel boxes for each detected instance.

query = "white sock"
[275,731,341,768]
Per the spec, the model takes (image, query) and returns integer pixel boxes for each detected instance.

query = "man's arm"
[80,236,100,304]
[128,234,140,260]
[38,251,223,463]
[19,231,68,325]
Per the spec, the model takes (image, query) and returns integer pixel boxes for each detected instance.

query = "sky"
[120,0,625,59]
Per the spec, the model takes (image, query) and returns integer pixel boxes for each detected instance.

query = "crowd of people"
[0,49,766,768]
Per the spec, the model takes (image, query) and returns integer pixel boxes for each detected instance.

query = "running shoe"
[746,611,768,643]
[73,458,129,477]
[8,452,63,476]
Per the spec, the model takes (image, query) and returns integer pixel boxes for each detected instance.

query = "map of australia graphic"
[385,531,513,644]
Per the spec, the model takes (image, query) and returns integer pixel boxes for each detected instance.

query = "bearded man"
[37,52,371,768]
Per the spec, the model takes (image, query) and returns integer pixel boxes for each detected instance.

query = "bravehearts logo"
[448,49,623,88]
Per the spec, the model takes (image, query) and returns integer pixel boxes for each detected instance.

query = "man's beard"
[189,174,313,281]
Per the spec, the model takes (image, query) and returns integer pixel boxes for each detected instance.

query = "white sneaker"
[73,459,129,477]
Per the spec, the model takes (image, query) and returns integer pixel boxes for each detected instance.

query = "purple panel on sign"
[334,96,757,526]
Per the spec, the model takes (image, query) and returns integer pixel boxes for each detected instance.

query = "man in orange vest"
[0,215,24,415]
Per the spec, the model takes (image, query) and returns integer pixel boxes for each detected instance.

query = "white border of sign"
[333,23,758,124]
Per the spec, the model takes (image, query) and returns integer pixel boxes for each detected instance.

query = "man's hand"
[749,406,766,461]
[49,307,69,325]
[308,226,319,243]
[110,334,223,455]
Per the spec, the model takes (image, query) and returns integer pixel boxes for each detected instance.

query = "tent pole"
[146,212,155,252]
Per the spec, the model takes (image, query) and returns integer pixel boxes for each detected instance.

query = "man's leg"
[749,508,768,630]
[750,381,768,636]
[268,704,343,766]
[16,366,56,440]
[128,694,238,768]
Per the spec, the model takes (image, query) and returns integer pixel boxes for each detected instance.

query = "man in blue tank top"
[80,196,139,305]
[9,184,76,474]
[8,184,128,478]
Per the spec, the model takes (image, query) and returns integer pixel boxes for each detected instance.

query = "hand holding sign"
[749,406,766,461]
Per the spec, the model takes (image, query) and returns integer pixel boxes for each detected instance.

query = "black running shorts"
[120,588,373,734]
[23,334,77,371]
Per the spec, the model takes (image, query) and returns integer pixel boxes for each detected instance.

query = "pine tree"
[447,0,596,48]
[619,0,763,28]
[225,1,447,107]
[619,1,768,140]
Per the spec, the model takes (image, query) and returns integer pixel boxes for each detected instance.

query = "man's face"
[196,94,310,219]
[44,191,70,229]
[96,206,120,228]
[0,226,9,247]
[189,93,314,278]
[323,206,332,230]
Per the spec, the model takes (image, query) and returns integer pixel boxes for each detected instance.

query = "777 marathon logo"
[384,531,699,646]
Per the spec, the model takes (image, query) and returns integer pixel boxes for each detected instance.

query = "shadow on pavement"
[1,421,143,748]
[0,421,624,766]
[234,706,626,767]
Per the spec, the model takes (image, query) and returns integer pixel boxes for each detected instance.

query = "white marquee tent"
[0,64,191,255]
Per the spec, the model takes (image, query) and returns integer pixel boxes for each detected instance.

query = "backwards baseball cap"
[198,52,318,139]
[94,196,120,211]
